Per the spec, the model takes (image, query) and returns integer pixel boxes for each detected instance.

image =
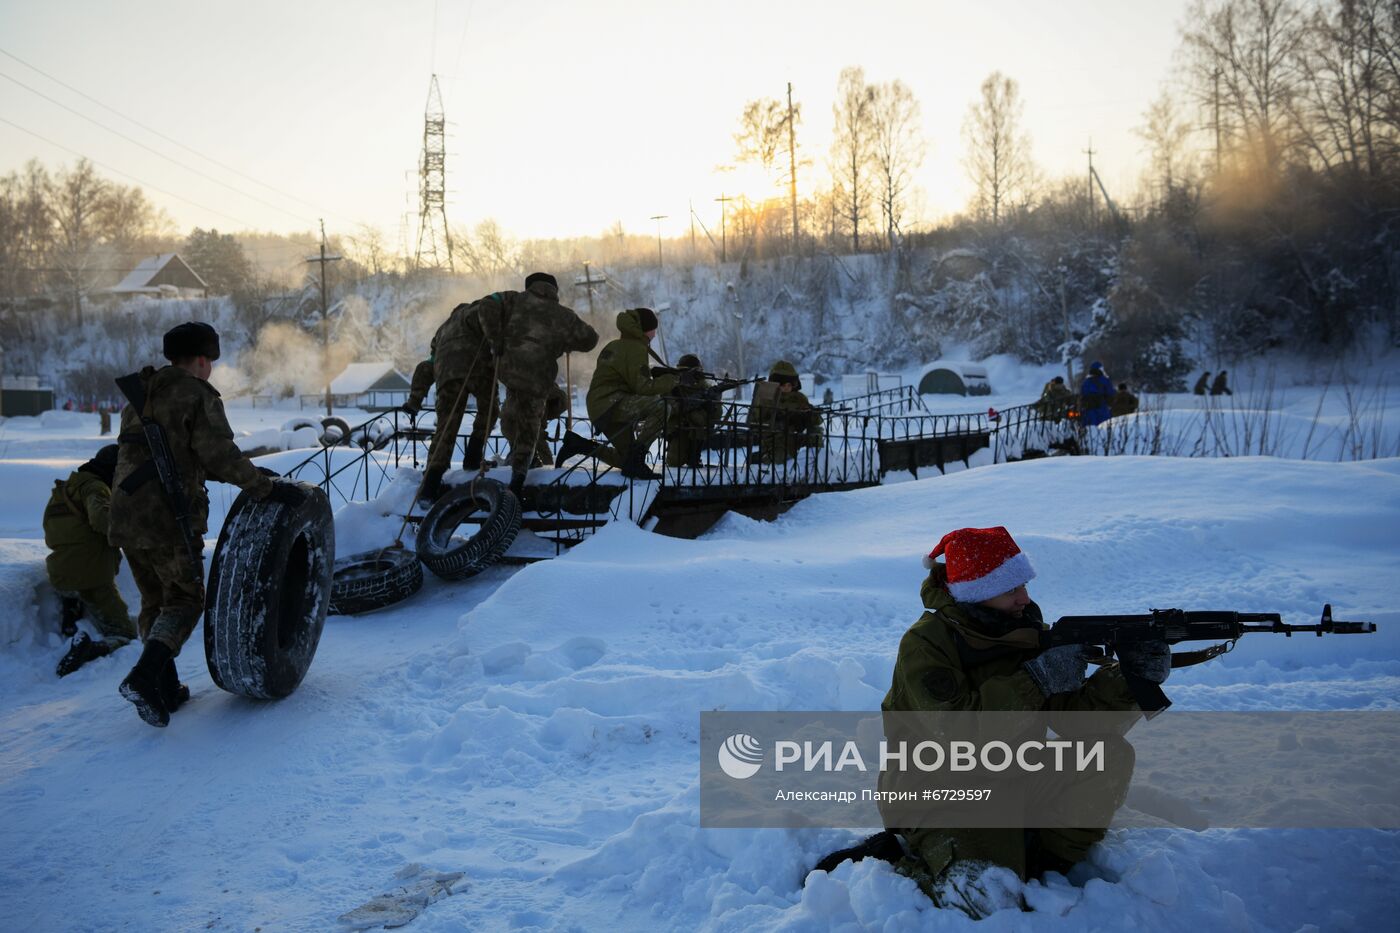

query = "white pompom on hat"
[922,526,1036,603]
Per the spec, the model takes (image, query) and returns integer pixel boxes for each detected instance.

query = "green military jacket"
[1109,390,1139,417]
[44,469,121,590]
[109,365,272,550]
[477,282,598,396]
[883,565,1138,714]
[586,309,678,422]
[747,383,823,463]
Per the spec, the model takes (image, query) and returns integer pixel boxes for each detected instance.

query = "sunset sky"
[0,0,1190,247]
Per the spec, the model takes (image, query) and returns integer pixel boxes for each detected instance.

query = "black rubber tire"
[416,479,521,581]
[350,419,394,451]
[203,481,335,699]
[281,416,320,434]
[328,547,423,616]
[320,416,352,447]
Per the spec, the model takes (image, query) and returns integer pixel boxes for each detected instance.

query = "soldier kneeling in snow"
[820,527,1170,915]
[45,444,138,677]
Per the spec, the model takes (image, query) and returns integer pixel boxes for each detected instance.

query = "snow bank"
[2,417,1397,929]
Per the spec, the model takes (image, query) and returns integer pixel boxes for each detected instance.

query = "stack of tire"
[325,478,520,616]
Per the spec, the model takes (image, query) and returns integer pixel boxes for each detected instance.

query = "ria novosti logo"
[718,733,764,779]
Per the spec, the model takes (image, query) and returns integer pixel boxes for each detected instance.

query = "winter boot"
[553,430,598,468]
[461,435,486,472]
[60,595,85,637]
[418,467,445,508]
[810,831,907,877]
[56,631,113,678]
[118,640,173,728]
[160,658,191,713]
[508,470,526,500]
[620,446,661,481]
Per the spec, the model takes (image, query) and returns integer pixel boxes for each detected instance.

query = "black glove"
[265,482,307,508]
[650,365,671,378]
[400,399,421,415]
[1116,639,1172,685]
[256,466,281,479]
[1022,645,1087,698]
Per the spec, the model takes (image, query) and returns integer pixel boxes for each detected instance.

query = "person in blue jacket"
[1079,361,1115,426]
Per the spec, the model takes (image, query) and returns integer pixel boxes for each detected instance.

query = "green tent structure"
[916,361,992,397]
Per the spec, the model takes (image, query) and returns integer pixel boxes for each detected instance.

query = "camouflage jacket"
[586,309,678,421]
[477,281,598,396]
[44,469,121,590]
[109,365,273,550]
[882,565,1137,714]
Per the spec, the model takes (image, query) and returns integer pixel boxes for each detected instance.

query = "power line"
[0,68,319,227]
[0,46,349,224]
[0,115,259,229]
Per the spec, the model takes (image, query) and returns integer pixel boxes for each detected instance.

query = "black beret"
[678,353,701,369]
[635,307,658,332]
[524,272,557,290]
[78,444,119,487]
[163,322,220,361]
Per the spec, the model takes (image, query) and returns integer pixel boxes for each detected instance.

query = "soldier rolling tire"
[320,416,352,447]
[416,480,520,581]
[328,547,423,616]
[204,480,334,699]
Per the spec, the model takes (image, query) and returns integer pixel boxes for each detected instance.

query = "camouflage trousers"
[125,545,205,655]
[591,395,668,469]
[894,733,1134,887]
[56,583,136,646]
[426,345,499,476]
[499,384,568,473]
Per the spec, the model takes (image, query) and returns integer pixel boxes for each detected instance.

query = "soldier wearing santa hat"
[817,526,1171,915]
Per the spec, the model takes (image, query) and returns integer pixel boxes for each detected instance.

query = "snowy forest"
[1,0,1397,400]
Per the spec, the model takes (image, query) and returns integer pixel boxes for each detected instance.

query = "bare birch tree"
[868,79,925,246]
[962,72,1036,224]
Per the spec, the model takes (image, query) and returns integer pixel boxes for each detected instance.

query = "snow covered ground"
[1,389,1398,931]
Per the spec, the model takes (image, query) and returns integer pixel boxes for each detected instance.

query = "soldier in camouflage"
[664,353,721,469]
[747,360,822,465]
[871,527,1168,914]
[571,307,676,481]
[403,297,502,502]
[110,322,300,728]
[477,272,599,497]
[44,444,138,677]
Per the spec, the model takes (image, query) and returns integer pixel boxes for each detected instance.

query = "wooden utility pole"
[1084,140,1096,227]
[1212,68,1222,174]
[306,219,342,415]
[787,82,799,252]
[649,214,668,268]
[715,194,734,263]
[689,199,696,258]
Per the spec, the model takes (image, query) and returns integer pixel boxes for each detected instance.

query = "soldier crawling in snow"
[109,322,303,728]
[45,444,138,677]
[817,526,1170,916]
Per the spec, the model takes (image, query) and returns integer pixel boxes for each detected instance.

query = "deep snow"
[1,391,1398,932]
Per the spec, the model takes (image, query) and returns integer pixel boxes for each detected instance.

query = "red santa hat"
[922,526,1036,603]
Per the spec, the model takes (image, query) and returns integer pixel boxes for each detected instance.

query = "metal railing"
[276,389,1081,554]
[831,384,929,417]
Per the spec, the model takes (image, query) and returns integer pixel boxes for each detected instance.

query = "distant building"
[302,361,410,411]
[108,253,209,300]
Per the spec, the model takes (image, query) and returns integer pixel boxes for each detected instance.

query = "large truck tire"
[204,481,334,699]
[328,547,423,616]
[320,416,352,447]
[416,480,520,581]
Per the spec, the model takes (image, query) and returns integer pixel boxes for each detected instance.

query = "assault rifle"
[651,364,756,395]
[1043,604,1376,713]
[115,372,204,578]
